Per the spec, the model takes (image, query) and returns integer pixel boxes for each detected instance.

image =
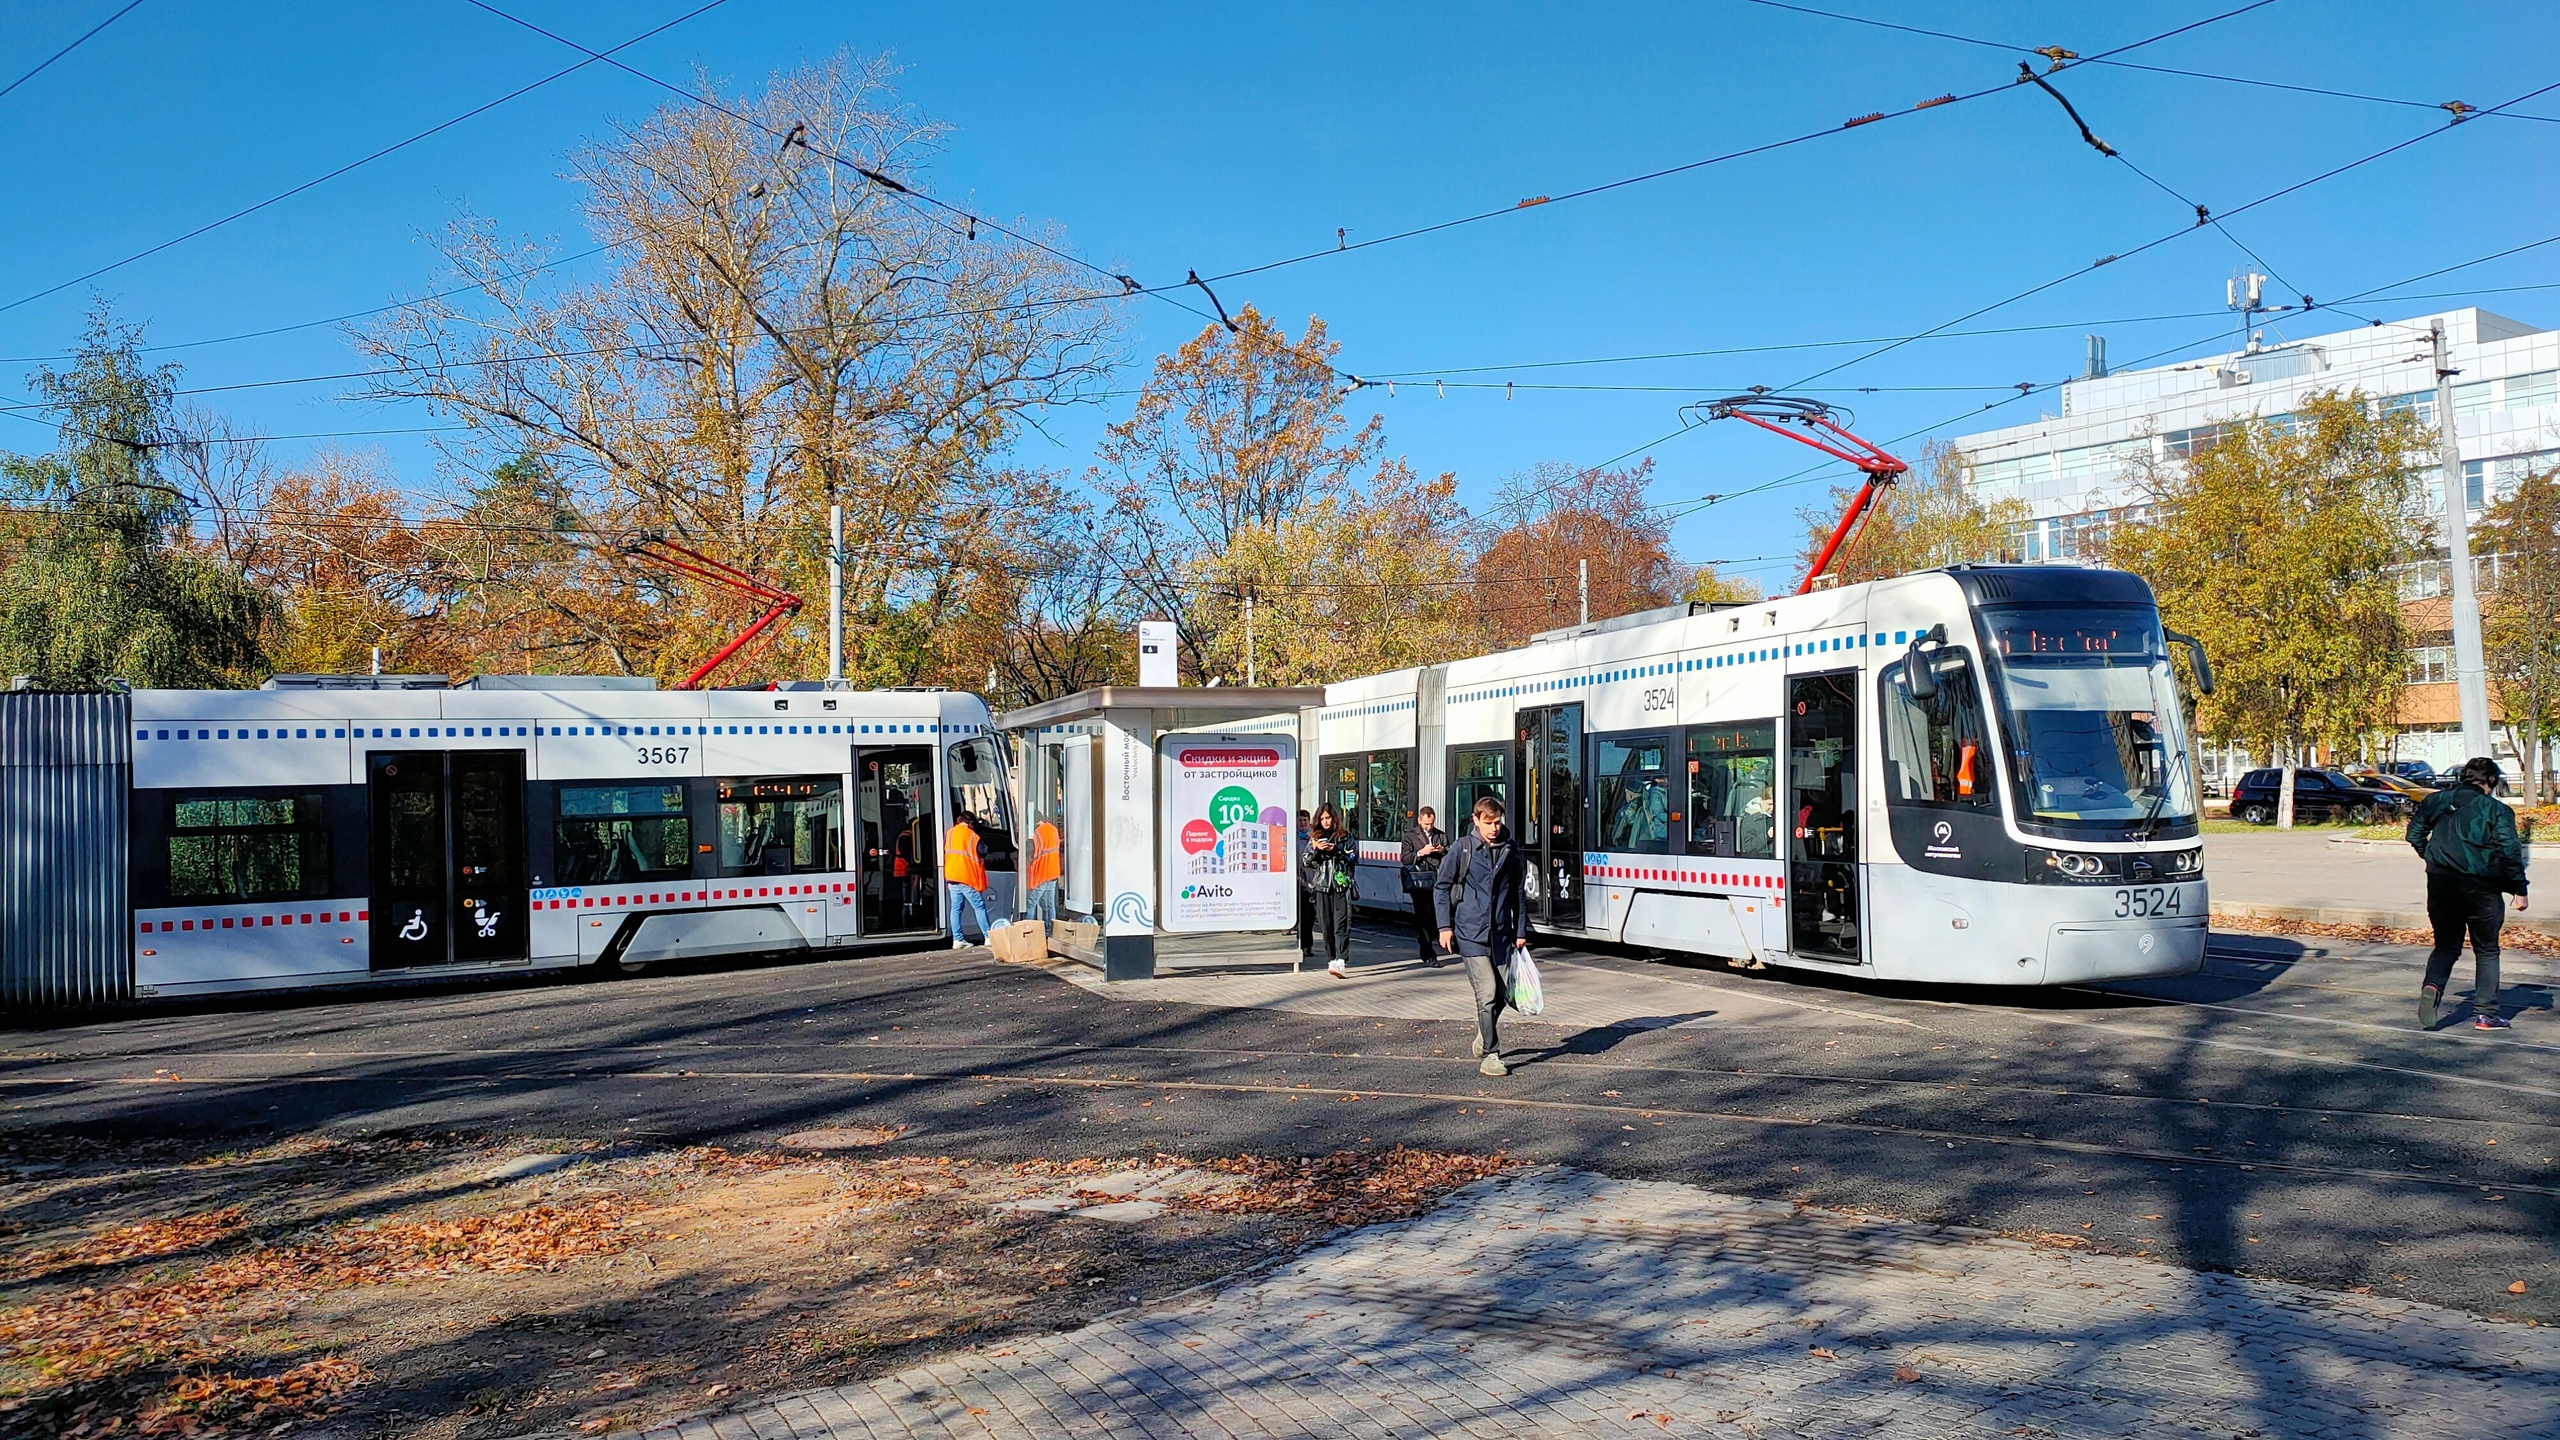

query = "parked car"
[2228,768,2413,825]
[2359,772,2435,802]
[2385,760,2455,789]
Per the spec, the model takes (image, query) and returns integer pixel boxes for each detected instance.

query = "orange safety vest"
[943,821,988,891]
[1027,821,1063,888]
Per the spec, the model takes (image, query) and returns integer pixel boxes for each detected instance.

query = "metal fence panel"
[1,691,133,1008]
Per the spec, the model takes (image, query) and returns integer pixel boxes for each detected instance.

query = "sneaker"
[1471,1034,1486,1060]
[2420,985,2441,1030]
[2475,1014,2512,1031]
[1327,959,1347,978]
[1479,1052,1508,1078]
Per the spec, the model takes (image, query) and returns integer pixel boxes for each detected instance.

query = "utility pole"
[2432,321,2493,759]
[1578,558,1589,627]
[1243,594,1256,687]
[826,503,844,685]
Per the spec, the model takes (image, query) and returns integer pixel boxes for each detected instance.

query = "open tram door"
[1513,703,1585,928]
[368,750,530,968]
[855,746,940,936]
[1785,673,1862,961]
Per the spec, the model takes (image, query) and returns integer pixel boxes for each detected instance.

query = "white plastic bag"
[1506,945,1546,1016]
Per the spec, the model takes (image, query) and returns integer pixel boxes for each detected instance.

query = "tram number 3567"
[635,745,691,766]
[2113,886,2184,918]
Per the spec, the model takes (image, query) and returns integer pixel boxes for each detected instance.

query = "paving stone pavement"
[636,1168,2560,1440]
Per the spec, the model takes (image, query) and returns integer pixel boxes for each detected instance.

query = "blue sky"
[3,0,2556,592]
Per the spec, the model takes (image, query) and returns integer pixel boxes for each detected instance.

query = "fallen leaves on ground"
[0,1199,629,1435]
[1893,1364,1922,1383]
[12,1208,244,1281]
[1178,1147,1513,1227]
[134,1356,364,1436]
[2215,913,2560,958]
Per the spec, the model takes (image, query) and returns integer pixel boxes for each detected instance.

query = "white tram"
[105,676,1012,1000]
[1315,565,2211,985]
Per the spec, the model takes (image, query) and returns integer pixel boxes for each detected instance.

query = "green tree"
[0,309,274,688]
[1799,442,2028,585]
[2098,391,2427,825]
[2477,463,2560,805]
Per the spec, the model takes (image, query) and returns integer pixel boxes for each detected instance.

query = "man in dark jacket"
[1436,794,1532,1076]
[1401,806,1450,964]
[2406,755,2529,1030]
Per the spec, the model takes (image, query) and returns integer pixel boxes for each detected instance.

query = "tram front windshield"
[1977,604,2197,835]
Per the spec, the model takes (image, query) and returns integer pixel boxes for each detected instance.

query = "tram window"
[1363,751,1411,842]
[946,737,1016,869]
[1880,649,1995,809]
[555,784,692,885]
[1685,723,1776,859]
[1596,737,1671,853]
[716,776,844,876]
[167,792,331,901]
[1450,747,1506,823]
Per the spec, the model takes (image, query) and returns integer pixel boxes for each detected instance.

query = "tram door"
[368,750,529,968]
[857,746,940,935]
[1785,673,1861,961]
[1514,703,1585,928]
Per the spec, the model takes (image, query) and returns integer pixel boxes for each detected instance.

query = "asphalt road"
[4,923,2555,1324]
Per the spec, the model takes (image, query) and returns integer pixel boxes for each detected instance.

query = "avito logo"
[1180,884,1235,899]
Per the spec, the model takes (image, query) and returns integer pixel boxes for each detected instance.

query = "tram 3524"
[1316,564,2214,986]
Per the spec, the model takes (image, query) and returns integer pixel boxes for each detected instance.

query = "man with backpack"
[1435,794,1532,1076]
[2406,756,2529,1030]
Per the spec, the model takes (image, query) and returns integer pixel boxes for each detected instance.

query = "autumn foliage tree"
[2477,462,2560,803]
[353,54,1118,686]
[1474,461,1690,647]
[2099,391,2425,811]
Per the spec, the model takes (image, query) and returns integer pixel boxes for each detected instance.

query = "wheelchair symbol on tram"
[397,909,430,943]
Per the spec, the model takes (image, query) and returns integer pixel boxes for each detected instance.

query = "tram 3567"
[1315,564,2213,985]
[0,675,1012,1007]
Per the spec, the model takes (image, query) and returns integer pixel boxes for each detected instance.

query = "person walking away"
[1308,803,1357,977]
[944,809,992,949]
[2407,756,2529,1030]
[1436,795,1532,1076]
[1401,805,1451,963]
[1024,816,1063,924]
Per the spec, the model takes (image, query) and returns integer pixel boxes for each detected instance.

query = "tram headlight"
[2026,846,2115,882]
[2164,847,2203,876]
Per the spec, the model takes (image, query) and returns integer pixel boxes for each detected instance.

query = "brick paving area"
[640,1168,2560,1439]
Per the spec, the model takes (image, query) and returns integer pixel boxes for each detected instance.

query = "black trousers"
[2423,870,2505,1019]
[1312,889,1353,965]
[1408,888,1440,957]
[1297,887,1313,955]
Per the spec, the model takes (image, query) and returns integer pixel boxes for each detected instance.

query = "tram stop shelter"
[996,686,1325,981]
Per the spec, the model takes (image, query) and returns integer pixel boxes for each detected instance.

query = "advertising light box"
[1157,734,1297,932]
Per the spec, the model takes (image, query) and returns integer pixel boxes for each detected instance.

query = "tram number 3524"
[635,745,691,766]
[2113,886,2185,918]
[1642,687,1675,712]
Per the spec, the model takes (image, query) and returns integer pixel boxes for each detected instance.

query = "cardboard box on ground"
[988,920,1048,964]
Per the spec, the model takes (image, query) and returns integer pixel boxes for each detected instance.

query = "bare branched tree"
[353,53,1120,683]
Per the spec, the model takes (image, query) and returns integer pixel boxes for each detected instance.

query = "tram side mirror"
[1904,624,1946,701]
[2165,628,2215,695]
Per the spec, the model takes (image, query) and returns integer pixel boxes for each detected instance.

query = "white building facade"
[1946,306,2560,781]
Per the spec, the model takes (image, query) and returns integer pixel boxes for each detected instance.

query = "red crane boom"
[1698,392,1910,594]
[620,533,805,689]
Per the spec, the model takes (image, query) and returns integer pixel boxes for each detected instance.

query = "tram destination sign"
[1157,735,1297,932]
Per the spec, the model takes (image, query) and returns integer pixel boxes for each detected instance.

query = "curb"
[2321,833,2560,859]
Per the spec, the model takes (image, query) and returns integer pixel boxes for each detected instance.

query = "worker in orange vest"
[944,810,991,948]
[1025,817,1064,923]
